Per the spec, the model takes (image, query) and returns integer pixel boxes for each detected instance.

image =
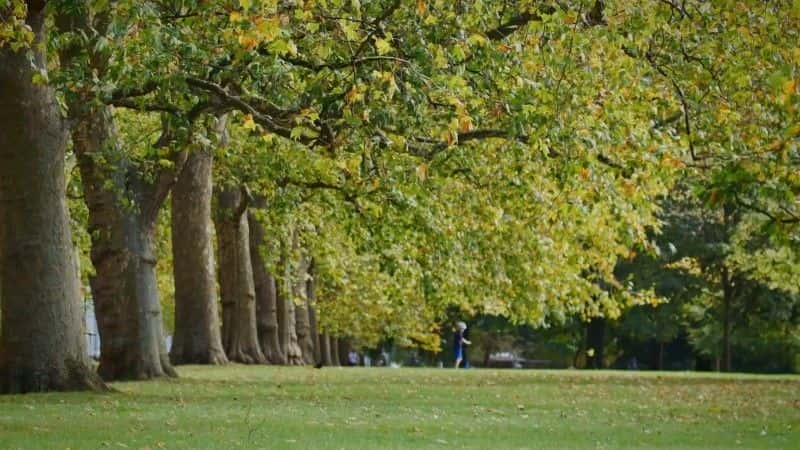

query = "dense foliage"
[2,0,798,368]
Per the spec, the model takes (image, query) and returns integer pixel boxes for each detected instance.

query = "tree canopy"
[1,0,798,370]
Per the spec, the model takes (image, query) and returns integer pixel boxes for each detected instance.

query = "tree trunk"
[338,339,350,366]
[483,345,492,367]
[320,333,334,366]
[215,186,265,364]
[0,6,105,393]
[293,257,314,365]
[170,149,227,365]
[90,177,178,380]
[721,269,733,372]
[284,298,304,365]
[585,318,605,369]
[307,273,322,365]
[657,341,665,371]
[306,262,321,364]
[68,112,180,381]
[249,212,285,364]
[308,304,322,365]
[331,337,341,367]
[277,260,304,365]
[277,281,288,360]
[55,1,178,382]
[295,304,314,365]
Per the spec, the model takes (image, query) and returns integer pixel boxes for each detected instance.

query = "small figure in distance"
[347,349,359,366]
[453,321,472,369]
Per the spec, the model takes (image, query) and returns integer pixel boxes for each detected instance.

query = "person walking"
[453,321,471,368]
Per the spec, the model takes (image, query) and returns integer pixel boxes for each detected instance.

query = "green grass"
[1,366,798,449]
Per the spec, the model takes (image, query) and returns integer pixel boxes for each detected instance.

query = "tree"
[306,266,323,365]
[249,210,285,364]
[54,2,188,380]
[216,184,265,364]
[585,318,606,369]
[277,253,304,365]
[293,255,315,365]
[319,333,335,367]
[0,0,104,393]
[65,109,182,380]
[614,189,799,372]
[170,144,228,365]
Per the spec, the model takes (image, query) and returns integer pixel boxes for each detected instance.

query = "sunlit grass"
[0,366,797,449]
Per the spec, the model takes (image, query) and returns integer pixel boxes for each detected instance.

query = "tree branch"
[108,98,181,115]
[280,55,410,72]
[486,11,547,40]
[735,195,800,224]
[234,185,253,219]
[185,77,307,142]
[108,80,160,103]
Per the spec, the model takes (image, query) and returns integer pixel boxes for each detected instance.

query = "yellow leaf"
[255,17,281,42]
[440,130,456,146]
[783,79,797,95]
[416,163,428,182]
[345,85,363,104]
[242,114,257,130]
[416,0,427,16]
[239,0,252,11]
[468,33,487,47]
[716,106,739,124]
[375,37,392,55]
[786,123,800,138]
[229,11,243,23]
[433,48,448,68]
[458,114,473,132]
[448,117,460,132]
[238,34,258,50]
[286,40,298,56]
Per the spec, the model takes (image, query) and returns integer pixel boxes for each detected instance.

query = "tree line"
[1,1,798,393]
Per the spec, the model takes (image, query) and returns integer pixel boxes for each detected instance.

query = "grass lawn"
[0,366,798,449]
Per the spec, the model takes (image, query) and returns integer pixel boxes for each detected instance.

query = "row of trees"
[1,1,798,392]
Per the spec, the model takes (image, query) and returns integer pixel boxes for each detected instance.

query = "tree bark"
[56,6,179,382]
[170,148,227,365]
[249,212,285,364]
[215,186,265,364]
[320,333,334,366]
[293,257,314,365]
[331,337,341,367]
[295,303,314,365]
[69,112,181,381]
[307,273,322,365]
[277,259,304,365]
[308,304,322,365]
[721,268,733,372]
[91,171,180,380]
[0,5,105,393]
[306,260,324,364]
